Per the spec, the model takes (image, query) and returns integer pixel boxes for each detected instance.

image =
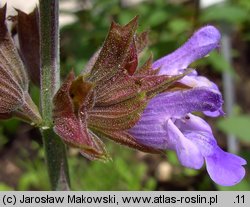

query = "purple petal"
[183,131,217,157]
[153,26,221,75]
[167,120,204,169]
[175,113,212,134]
[177,116,219,157]
[179,119,246,186]
[179,75,225,117]
[128,113,169,149]
[180,74,217,89]
[205,147,246,186]
[146,87,223,118]
[203,108,225,117]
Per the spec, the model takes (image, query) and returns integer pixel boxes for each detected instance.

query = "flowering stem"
[39,0,70,190]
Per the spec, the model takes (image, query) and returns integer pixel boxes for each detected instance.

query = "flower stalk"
[39,0,70,190]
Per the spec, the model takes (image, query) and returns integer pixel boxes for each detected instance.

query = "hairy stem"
[39,0,70,190]
[40,0,59,123]
[42,128,70,190]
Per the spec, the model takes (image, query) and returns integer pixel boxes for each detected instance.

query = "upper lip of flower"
[151,25,225,117]
[152,25,221,75]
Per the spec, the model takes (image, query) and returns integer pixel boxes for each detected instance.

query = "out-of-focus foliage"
[1,140,156,190]
[0,183,13,191]
[217,115,250,142]
[0,126,8,150]
[201,4,248,24]
[206,52,235,74]
[17,142,49,190]
[68,145,156,190]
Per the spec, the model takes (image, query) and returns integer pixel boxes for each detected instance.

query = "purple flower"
[154,25,224,117]
[129,26,246,186]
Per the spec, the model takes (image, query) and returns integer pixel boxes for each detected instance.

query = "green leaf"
[183,168,199,177]
[118,12,137,26]
[168,19,191,35]
[0,119,20,132]
[166,151,179,165]
[201,5,248,24]
[147,10,169,27]
[207,52,235,75]
[217,115,250,142]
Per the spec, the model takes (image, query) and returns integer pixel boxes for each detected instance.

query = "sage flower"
[53,17,186,160]
[129,26,246,186]
[53,19,246,186]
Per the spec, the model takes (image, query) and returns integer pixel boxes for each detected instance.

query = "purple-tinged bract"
[0,5,41,125]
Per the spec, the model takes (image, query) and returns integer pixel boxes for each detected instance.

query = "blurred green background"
[0,0,250,190]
